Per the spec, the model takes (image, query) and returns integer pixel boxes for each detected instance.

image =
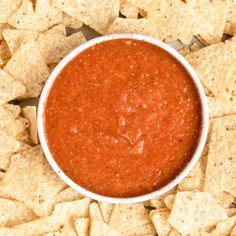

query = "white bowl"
[38,34,209,204]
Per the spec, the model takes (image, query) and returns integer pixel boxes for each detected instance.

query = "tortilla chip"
[61,13,83,29]
[204,120,236,194]
[37,31,86,64]
[150,208,171,236]
[3,29,39,55]
[214,192,236,217]
[231,224,236,236]
[0,198,36,227]
[0,41,11,65]
[7,198,90,235]
[0,146,43,203]
[151,188,177,209]
[4,40,50,98]
[90,220,121,236]
[128,0,162,13]
[214,115,236,130]
[74,218,89,236]
[211,216,236,236]
[168,192,228,234]
[224,0,236,35]
[89,202,103,221]
[168,228,181,236]
[0,0,22,23]
[0,131,30,170]
[187,0,228,45]
[208,96,236,118]
[178,47,190,56]
[52,0,119,34]
[0,69,26,104]
[45,24,66,36]
[147,0,207,44]
[186,37,236,97]
[164,195,176,211]
[107,18,157,37]
[8,0,63,32]
[21,106,38,145]
[190,42,201,52]
[120,1,139,19]
[98,201,114,223]
[177,161,204,191]
[55,187,83,203]
[109,203,155,235]
[0,104,29,137]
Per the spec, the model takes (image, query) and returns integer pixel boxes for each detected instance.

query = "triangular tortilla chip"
[168,192,228,234]
[7,0,63,32]
[186,37,236,97]
[0,146,43,203]
[3,29,39,55]
[120,1,139,19]
[0,0,22,23]
[211,216,236,236]
[4,40,49,98]
[107,18,158,37]
[98,201,114,223]
[37,31,86,64]
[51,0,119,34]
[0,198,36,227]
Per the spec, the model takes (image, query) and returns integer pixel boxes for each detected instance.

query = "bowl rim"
[37,33,209,204]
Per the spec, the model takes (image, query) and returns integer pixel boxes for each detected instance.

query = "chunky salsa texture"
[45,39,202,197]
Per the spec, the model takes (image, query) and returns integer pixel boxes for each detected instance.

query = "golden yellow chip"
[4,40,49,98]
[128,0,162,13]
[168,192,228,234]
[55,187,83,203]
[164,194,176,211]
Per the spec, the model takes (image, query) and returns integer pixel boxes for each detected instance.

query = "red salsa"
[45,39,202,198]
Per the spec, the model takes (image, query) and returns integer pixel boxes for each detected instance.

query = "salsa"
[44,38,202,198]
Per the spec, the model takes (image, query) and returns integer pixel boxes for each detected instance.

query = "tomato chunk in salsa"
[45,39,202,198]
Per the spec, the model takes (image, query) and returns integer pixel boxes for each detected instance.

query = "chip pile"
[0,0,236,235]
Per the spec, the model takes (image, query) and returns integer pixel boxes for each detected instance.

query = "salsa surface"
[45,39,202,198]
